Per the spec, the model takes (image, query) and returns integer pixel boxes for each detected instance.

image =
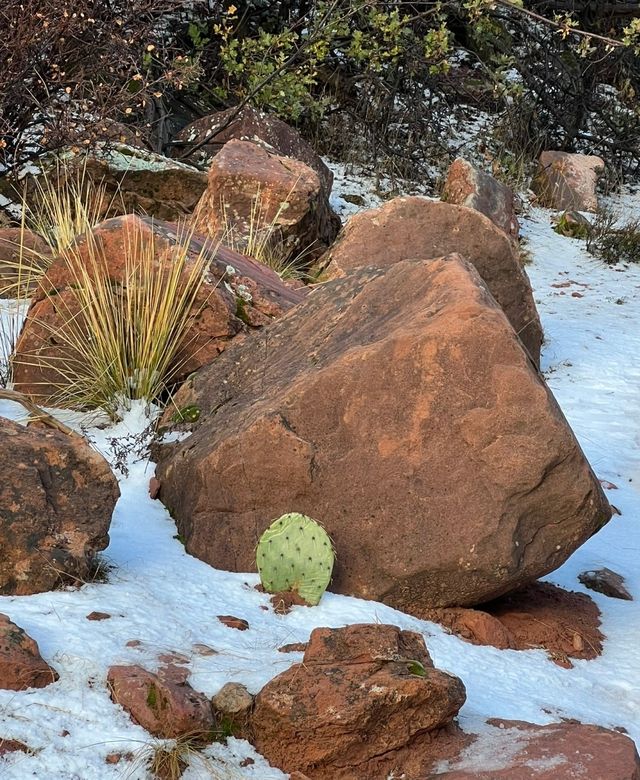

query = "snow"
[2,188,640,777]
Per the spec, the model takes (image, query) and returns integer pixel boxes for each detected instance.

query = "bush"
[586,207,640,265]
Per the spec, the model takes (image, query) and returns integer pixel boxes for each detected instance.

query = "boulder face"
[442,158,519,239]
[12,215,305,405]
[0,613,58,690]
[533,151,605,212]
[175,105,334,196]
[155,255,610,610]
[251,624,466,780]
[0,418,119,594]
[191,139,340,264]
[317,196,542,364]
[436,720,640,779]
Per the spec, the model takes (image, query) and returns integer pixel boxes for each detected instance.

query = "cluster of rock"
[0,104,626,775]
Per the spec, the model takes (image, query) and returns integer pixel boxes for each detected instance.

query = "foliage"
[256,512,335,606]
[586,207,640,265]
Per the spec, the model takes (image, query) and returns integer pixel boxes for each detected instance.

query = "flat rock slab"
[155,255,610,610]
[432,719,640,779]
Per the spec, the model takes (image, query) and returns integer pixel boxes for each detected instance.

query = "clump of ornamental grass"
[25,157,115,257]
[19,218,213,418]
[217,183,312,281]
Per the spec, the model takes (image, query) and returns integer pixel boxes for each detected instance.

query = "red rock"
[0,228,51,298]
[217,615,249,631]
[86,611,111,621]
[579,567,632,600]
[107,664,214,740]
[251,624,466,779]
[435,719,640,779]
[442,158,519,239]
[0,614,58,690]
[175,105,333,195]
[148,477,161,499]
[155,255,610,610]
[12,214,304,405]
[191,139,340,265]
[533,151,605,212]
[421,608,516,650]
[278,642,307,654]
[316,196,542,364]
[192,643,218,656]
[0,738,29,756]
[485,582,603,668]
[0,417,118,594]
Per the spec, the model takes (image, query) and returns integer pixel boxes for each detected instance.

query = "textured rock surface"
[251,624,466,779]
[155,255,610,610]
[316,196,542,364]
[579,567,632,600]
[191,139,340,264]
[442,158,519,239]
[12,215,304,404]
[175,105,333,195]
[0,614,58,690]
[434,719,640,779]
[533,151,605,212]
[0,418,118,594]
[107,664,214,740]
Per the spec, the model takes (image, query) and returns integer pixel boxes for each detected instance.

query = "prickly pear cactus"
[256,513,335,606]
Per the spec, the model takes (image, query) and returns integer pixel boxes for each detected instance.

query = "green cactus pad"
[256,513,335,606]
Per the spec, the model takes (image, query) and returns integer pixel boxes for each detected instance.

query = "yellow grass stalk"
[31,219,213,417]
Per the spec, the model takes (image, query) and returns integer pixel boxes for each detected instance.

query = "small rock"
[270,590,309,614]
[278,642,308,654]
[217,615,249,631]
[149,477,161,499]
[0,614,58,690]
[107,664,214,740]
[86,611,112,621]
[0,738,29,756]
[579,568,632,600]
[212,682,254,737]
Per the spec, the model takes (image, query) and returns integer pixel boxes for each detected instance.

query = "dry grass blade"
[0,388,78,436]
[24,218,214,417]
[217,182,312,281]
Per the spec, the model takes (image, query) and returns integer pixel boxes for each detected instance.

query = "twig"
[0,388,78,436]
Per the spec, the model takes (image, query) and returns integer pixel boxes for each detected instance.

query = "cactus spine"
[256,513,335,606]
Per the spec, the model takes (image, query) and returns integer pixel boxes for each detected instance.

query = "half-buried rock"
[155,254,610,610]
[0,418,118,594]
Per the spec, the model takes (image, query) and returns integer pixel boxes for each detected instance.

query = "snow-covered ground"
[1,189,640,778]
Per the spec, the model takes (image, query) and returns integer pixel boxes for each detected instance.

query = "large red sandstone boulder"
[442,158,519,239]
[435,719,640,779]
[154,255,610,610]
[0,228,51,298]
[0,418,118,594]
[0,613,58,689]
[108,664,214,740]
[533,151,605,212]
[316,196,542,364]
[12,215,305,404]
[251,624,466,780]
[191,139,340,264]
[175,105,333,195]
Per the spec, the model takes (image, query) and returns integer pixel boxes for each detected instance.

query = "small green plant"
[553,210,591,239]
[171,404,201,423]
[586,208,640,265]
[256,512,335,606]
